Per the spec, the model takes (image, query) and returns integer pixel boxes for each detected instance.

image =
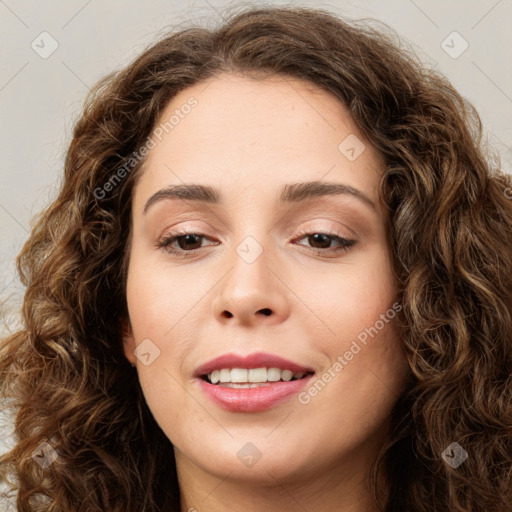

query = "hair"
[1,4,511,511]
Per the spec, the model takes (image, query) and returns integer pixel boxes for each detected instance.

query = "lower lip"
[197,374,315,412]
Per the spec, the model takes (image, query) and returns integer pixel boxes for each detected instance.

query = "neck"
[175,445,389,512]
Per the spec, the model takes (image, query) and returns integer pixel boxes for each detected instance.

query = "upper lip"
[194,351,315,377]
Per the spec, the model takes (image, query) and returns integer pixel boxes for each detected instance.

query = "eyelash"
[156,227,356,257]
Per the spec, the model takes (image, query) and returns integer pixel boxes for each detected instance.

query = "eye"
[156,230,218,256]
[292,231,356,255]
[156,229,356,258]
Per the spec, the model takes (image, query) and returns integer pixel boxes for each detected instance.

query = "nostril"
[259,308,272,316]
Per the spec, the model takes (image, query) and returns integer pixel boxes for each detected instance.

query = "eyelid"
[157,219,353,242]
[155,219,215,238]
[156,216,357,239]
[291,219,356,239]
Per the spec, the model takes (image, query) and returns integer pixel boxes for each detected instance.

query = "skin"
[122,73,411,512]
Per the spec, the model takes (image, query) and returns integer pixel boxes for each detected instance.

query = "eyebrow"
[143,180,376,214]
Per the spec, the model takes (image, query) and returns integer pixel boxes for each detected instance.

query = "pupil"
[179,234,201,250]
[310,233,330,249]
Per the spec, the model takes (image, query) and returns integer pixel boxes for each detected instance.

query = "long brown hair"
[1,5,511,511]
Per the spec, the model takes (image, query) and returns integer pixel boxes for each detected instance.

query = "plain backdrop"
[1,0,511,503]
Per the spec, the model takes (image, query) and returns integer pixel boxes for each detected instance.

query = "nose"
[212,238,290,327]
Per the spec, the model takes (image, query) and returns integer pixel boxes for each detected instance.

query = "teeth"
[205,367,309,385]
[248,367,267,382]
[219,369,230,383]
[222,382,271,389]
[281,370,293,381]
[231,368,248,382]
[267,367,281,381]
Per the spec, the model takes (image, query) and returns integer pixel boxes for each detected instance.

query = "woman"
[1,5,511,511]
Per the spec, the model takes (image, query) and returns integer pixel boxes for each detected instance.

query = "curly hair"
[1,5,511,511]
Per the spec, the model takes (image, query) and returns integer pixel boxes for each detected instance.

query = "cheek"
[294,267,407,463]
[125,251,204,341]
[294,244,407,416]
[125,271,192,438]
[296,244,397,339]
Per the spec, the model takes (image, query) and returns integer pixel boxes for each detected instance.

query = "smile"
[197,371,315,412]
[203,367,311,386]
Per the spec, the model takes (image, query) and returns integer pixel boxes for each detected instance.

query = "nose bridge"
[227,231,273,299]
[227,199,273,278]
[212,226,289,324]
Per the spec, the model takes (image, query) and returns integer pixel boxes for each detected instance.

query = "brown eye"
[156,231,219,256]
[171,233,204,251]
[307,233,333,249]
[294,231,356,255]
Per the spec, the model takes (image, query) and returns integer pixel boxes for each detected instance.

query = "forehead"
[150,72,372,155]
[133,73,385,211]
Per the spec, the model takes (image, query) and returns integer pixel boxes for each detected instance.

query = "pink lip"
[194,351,315,413]
[194,351,314,377]
[197,374,315,412]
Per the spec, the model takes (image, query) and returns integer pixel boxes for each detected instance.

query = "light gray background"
[1,0,511,504]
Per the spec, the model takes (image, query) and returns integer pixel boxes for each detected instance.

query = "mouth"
[196,367,316,412]
[199,367,315,388]
[194,351,316,412]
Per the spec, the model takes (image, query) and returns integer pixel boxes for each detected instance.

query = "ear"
[120,317,136,365]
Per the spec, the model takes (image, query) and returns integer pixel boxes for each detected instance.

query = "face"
[122,73,410,486]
